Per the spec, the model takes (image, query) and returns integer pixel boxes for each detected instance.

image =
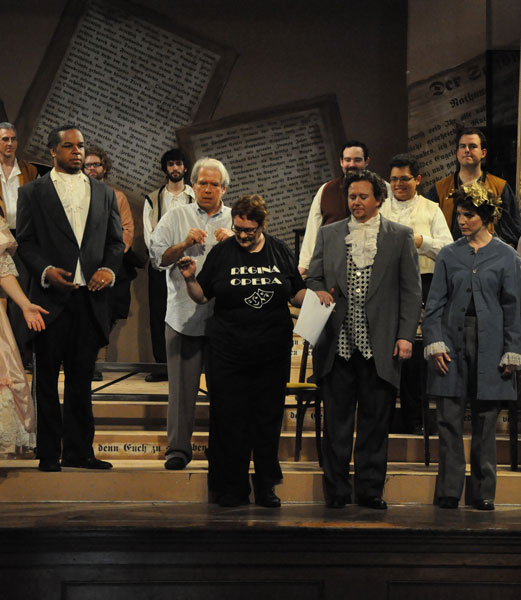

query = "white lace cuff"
[41,265,55,288]
[499,352,521,369]
[97,267,116,287]
[424,341,450,359]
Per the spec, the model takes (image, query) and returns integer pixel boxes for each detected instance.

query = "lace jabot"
[345,214,380,268]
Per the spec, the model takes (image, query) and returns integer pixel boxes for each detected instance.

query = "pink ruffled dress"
[0,219,35,455]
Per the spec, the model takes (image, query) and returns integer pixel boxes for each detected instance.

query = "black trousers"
[321,352,395,503]
[399,273,432,431]
[34,288,104,461]
[206,349,290,499]
[148,263,167,365]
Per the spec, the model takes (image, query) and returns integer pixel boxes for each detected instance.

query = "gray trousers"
[165,324,205,465]
[436,316,501,502]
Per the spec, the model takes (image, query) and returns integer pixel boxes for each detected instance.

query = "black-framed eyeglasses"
[390,176,415,183]
[84,162,102,169]
[232,224,259,235]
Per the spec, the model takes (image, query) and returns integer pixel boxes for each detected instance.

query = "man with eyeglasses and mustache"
[0,121,38,360]
[143,148,195,382]
[298,140,392,275]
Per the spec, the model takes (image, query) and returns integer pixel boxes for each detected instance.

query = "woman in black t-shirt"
[178,194,331,508]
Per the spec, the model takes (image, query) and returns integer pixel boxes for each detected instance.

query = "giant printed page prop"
[176,95,345,247]
[408,56,486,191]
[15,0,237,201]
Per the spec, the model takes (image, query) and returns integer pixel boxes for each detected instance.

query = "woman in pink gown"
[0,218,47,456]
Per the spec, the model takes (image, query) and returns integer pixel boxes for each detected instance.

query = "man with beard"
[84,146,136,380]
[143,149,194,382]
[298,140,392,275]
[16,125,124,471]
[0,122,38,358]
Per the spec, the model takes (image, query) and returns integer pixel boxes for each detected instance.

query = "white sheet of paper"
[294,290,335,346]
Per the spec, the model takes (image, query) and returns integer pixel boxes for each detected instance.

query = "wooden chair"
[286,320,322,465]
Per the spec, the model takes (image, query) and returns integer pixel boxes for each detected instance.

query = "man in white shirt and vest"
[380,154,452,434]
[298,140,392,274]
[143,148,194,382]
[17,125,124,472]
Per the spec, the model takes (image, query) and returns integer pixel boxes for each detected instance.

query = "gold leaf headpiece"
[450,182,502,220]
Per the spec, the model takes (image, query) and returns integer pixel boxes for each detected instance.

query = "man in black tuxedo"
[17,125,124,472]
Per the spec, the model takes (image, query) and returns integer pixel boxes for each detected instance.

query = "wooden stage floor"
[3,500,521,600]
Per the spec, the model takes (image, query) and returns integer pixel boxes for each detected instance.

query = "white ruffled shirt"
[344,213,380,268]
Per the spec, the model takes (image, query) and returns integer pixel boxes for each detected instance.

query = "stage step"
[1,459,520,505]
[89,430,520,464]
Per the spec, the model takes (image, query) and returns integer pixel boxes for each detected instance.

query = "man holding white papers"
[306,170,422,509]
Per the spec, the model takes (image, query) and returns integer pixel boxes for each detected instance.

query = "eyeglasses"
[84,162,102,169]
[232,224,259,235]
[390,176,415,183]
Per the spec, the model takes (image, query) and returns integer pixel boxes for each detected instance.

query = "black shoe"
[255,487,281,508]
[438,496,459,509]
[92,370,103,381]
[61,457,113,470]
[164,456,186,470]
[145,373,168,382]
[218,493,250,507]
[474,499,495,511]
[326,496,346,509]
[358,496,387,510]
[38,458,61,472]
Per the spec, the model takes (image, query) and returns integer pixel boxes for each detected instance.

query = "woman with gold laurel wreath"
[422,182,521,511]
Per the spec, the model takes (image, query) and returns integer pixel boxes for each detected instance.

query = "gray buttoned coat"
[306,215,422,388]
[422,236,521,400]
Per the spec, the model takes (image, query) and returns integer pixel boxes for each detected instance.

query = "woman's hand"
[502,364,516,377]
[432,351,451,375]
[22,303,49,331]
[177,257,197,280]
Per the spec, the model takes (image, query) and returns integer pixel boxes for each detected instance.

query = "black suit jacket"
[16,172,124,343]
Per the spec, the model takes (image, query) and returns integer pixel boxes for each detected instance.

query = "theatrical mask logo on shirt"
[229,265,282,309]
[245,289,274,309]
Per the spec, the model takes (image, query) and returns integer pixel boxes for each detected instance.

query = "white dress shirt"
[150,201,232,337]
[0,159,22,229]
[50,168,91,285]
[143,184,194,250]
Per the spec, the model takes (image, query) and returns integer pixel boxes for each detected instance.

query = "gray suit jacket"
[306,215,422,388]
[16,172,124,344]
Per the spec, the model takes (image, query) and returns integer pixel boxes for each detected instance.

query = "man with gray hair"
[150,157,232,470]
[0,122,38,357]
